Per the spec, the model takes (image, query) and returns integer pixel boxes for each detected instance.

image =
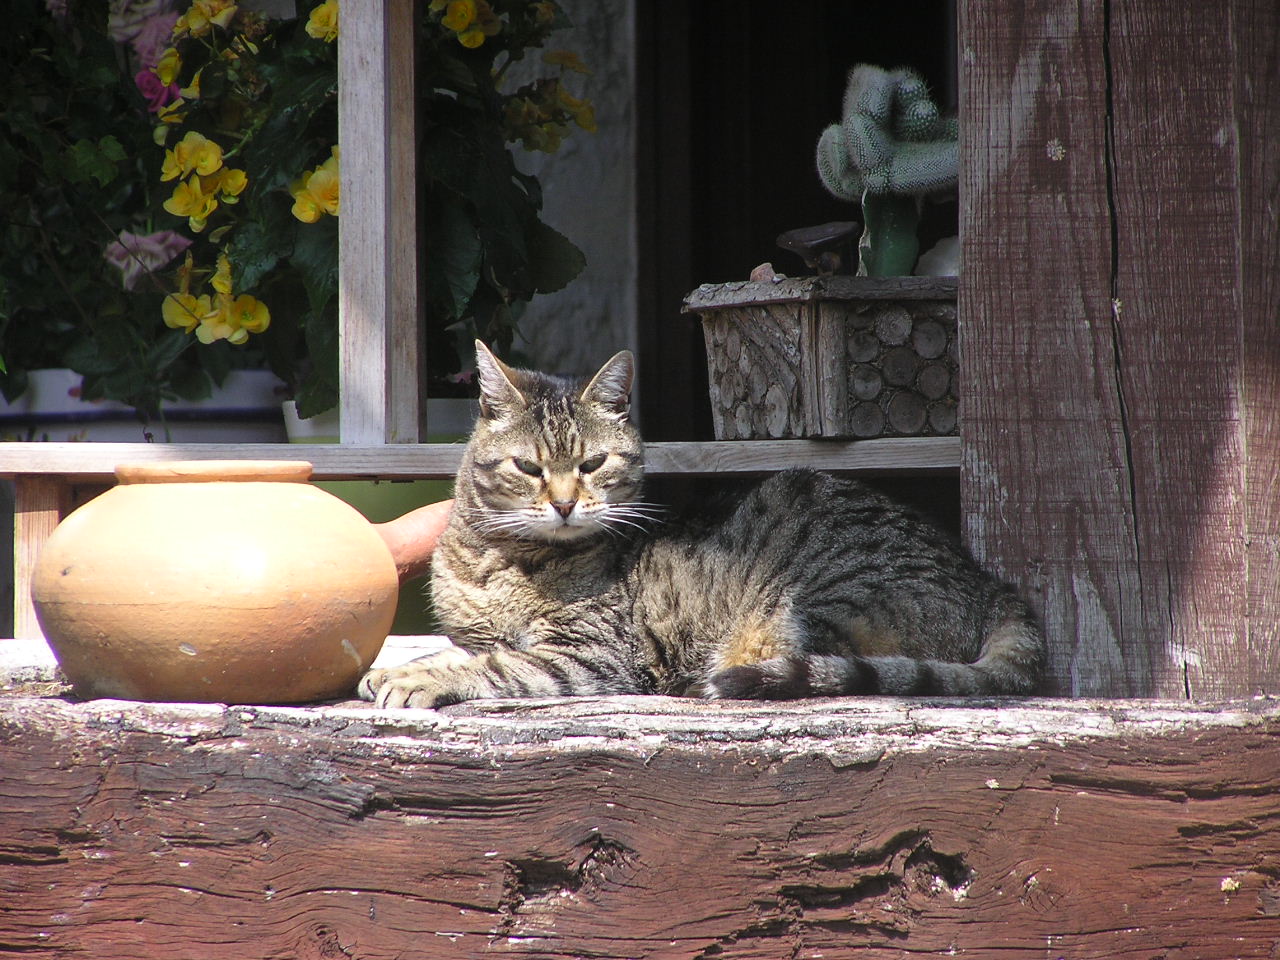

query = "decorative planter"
[0,368,287,442]
[30,460,398,704]
[683,276,958,440]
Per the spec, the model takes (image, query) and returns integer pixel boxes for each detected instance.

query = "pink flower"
[135,69,180,113]
[109,1,180,70]
[130,11,180,69]
[103,230,192,290]
[107,0,169,43]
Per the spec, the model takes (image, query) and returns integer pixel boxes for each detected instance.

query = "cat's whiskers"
[463,506,544,539]
[595,501,666,536]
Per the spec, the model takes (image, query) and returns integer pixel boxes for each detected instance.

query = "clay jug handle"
[374,500,453,584]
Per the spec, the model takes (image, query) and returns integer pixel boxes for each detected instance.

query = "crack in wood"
[495,833,640,942]
[702,830,981,953]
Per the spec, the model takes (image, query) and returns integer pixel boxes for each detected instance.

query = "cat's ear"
[474,340,527,421]
[579,350,634,421]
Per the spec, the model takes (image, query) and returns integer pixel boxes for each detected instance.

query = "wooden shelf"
[0,437,959,482]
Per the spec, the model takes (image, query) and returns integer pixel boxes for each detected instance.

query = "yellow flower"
[211,254,234,295]
[306,167,340,216]
[157,98,187,125]
[531,1,556,25]
[543,49,591,74]
[194,293,268,344]
[305,0,339,42]
[162,292,212,333]
[155,47,182,87]
[189,137,224,176]
[160,148,183,182]
[441,0,475,32]
[174,0,239,39]
[322,143,340,171]
[573,102,597,133]
[175,251,195,295]
[164,176,218,231]
[230,294,270,334]
[214,167,248,202]
[179,66,204,101]
[558,87,597,133]
[290,181,322,223]
[165,131,223,180]
[289,149,340,222]
[195,296,242,344]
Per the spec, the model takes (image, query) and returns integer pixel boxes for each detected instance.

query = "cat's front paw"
[357,647,476,709]
[358,664,461,708]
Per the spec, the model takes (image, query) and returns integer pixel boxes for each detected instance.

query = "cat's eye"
[512,457,544,477]
[579,454,608,474]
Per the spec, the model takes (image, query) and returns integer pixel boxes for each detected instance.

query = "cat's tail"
[707,597,1045,699]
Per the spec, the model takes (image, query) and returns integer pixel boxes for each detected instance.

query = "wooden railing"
[2,438,960,639]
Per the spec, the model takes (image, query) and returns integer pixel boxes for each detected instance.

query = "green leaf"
[64,137,120,187]
[63,336,119,375]
[290,216,338,316]
[297,306,339,417]
[227,214,289,292]
[527,220,585,295]
[425,199,482,320]
[244,61,338,196]
[143,329,193,375]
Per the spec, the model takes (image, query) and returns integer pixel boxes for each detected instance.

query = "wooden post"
[338,0,422,443]
[11,478,68,640]
[959,0,1280,697]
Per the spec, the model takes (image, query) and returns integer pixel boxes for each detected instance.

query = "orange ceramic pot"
[31,460,399,704]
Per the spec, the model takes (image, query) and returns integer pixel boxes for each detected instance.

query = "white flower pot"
[0,368,288,443]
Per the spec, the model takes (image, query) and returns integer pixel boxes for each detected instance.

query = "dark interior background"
[634,0,959,528]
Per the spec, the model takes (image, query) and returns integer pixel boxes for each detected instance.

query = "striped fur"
[358,343,1044,709]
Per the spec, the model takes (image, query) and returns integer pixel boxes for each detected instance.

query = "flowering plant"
[147,0,594,416]
[1,0,593,421]
[0,0,236,417]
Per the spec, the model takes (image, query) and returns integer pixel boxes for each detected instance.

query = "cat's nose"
[551,500,577,518]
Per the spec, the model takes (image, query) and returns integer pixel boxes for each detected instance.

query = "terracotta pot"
[31,460,398,704]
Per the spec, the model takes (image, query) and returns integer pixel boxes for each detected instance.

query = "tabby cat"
[358,342,1043,708]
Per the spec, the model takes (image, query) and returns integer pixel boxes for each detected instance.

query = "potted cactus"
[816,64,958,277]
[683,63,959,441]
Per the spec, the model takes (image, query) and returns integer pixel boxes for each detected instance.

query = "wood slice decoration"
[684,278,958,439]
[912,320,949,359]
[928,399,958,435]
[849,401,886,438]
[849,330,880,363]
[882,346,922,387]
[874,305,913,345]
[917,361,952,400]
[887,391,928,435]
[851,363,883,400]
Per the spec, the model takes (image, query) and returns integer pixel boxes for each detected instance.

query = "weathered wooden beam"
[0,694,1277,958]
